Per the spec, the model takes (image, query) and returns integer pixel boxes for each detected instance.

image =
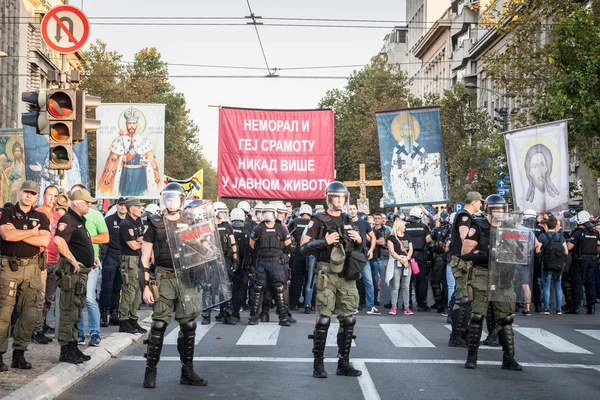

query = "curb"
[3,332,143,400]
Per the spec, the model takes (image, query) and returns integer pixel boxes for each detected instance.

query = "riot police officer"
[249,203,293,326]
[431,211,451,313]
[448,192,484,347]
[205,202,238,325]
[567,211,600,315]
[275,202,297,322]
[237,201,256,232]
[461,195,522,371]
[0,181,51,370]
[405,207,432,312]
[253,203,265,224]
[140,183,207,388]
[300,181,364,379]
[288,204,312,310]
[230,208,251,322]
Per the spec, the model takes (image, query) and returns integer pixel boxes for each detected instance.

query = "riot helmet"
[275,202,288,218]
[262,203,277,222]
[576,210,590,225]
[299,204,313,217]
[523,209,537,220]
[485,194,507,223]
[237,201,251,214]
[254,203,264,216]
[213,201,229,221]
[230,207,245,222]
[325,181,349,212]
[293,207,300,218]
[161,182,185,213]
[357,212,367,221]
[387,212,394,222]
[394,212,406,221]
[439,211,450,225]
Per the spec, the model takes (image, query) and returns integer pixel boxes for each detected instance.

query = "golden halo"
[391,113,420,143]
[518,135,560,180]
[5,137,24,162]
[118,108,147,135]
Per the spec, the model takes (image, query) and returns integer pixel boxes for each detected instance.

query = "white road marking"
[575,329,600,342]
[443,324,500,350]
[514,327,592,354]
[120,355,600,372]
[380,324,435,347]
[236,323,281,345]
[163,322,216,345]
[353,361,381,400]
[326,323,356,347]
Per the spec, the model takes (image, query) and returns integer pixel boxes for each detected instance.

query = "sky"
[74,0,407,169]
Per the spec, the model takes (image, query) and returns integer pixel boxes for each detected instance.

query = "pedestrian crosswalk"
[159,320,600,355]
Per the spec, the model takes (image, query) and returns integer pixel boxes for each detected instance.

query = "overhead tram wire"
[245,0,275,77]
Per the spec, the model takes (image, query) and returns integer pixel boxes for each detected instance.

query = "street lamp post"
[464,82,509,132]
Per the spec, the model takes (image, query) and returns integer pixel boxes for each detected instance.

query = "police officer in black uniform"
[248,203,293,326]
[140,182,207,388]
[100,197,126,327]
[567,211,600,315]
[230,207,251,322]
[405,207,432,312]
[206,202,238,325]
[521,209,543,313]
[287,204,312,310]
[431,211,451,313]
[0,181,51,371]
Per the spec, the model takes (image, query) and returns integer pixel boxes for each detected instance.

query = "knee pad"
[469,313,485,324]
[151,319,168,332]
[180,319,197,332]
[458,296,470,306]
[316,315,331,329]
[274,283,284,293]
[498,315,514,326]
[341,315,356,328]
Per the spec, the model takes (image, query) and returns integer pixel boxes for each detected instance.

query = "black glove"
[232,258,239,272]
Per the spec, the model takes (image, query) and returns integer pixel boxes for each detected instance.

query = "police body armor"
[575,226,599,258]
[232,221,251,267]
[257,222,284,260]
[470,218,491,268]
[148,215,172,269]
[488,216,534,303]
[405,222,428,253]
[289,217,309,251]
[218,221,233,259]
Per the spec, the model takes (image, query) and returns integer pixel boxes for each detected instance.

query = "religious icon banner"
[0,129,27,206]
[503,120,569,213]
[218,107,335,199]
[376,106,449,207]
[95,104,165,199]
[23,126,90,197]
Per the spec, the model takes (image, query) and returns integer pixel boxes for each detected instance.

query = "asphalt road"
[57,309,600,400]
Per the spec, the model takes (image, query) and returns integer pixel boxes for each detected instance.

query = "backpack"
[542,232,567,272]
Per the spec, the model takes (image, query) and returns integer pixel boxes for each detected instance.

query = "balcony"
[451,6,478,38]
[451,38,472,70]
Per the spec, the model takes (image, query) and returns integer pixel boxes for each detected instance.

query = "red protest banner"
[218,107,335,199]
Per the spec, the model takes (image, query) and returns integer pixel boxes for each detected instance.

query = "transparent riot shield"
[488,215,534,303]
[165,200,231,314]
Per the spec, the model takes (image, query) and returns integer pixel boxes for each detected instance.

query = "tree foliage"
[318,56,417,212]
[79,40,217,200]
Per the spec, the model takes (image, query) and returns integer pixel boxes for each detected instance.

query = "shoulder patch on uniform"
[128,229,134,236]
[58,222,67,232]
[32,220,38,227]
[462,216,469,222]
[468,227,476,237]
[307,220,314,229]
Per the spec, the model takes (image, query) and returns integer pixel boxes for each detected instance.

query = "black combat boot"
[481,304,499,347]
[119,319,138,334]
[100,308,109,328]
[498,316,522,371]
[179,321,208,386]
[431,283,444,312]
[465,314,483,369]
[109,309,120,326]
[11,349,32,369]
[310,315,330,378]
[72,342,91,362]
[587,305,595,315]
[201,308,212,325]
[336,316,361,377]
[143,320,167,388]
[304,304,312,314]
[248,286,262,325]
[59,344,83,364]
[32,331,52,344]
[131,319,148,333]
[275,285,290,327]
[43,319,55,334]
[0,353,8,372]
[448,308,467,347]
[287,309,297,323]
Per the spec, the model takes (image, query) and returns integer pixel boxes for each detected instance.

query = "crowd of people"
[0,179,598,383]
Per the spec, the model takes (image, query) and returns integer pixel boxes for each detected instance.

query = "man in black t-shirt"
[0,180,50,371]
[54,189,97,365]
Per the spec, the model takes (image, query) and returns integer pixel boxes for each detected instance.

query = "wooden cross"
[343,164,383,200]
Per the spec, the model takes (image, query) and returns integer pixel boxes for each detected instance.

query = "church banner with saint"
[95,104,165,199]
[503,120,569,213]
[376,106,449,207]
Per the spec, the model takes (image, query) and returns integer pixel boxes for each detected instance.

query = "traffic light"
[47,89,76,170]
[494,107,509,132]
[73,90,101,143]
[21,90,49,134]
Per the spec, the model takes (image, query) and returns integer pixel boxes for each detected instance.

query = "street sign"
[41,5,90,54]
[497,180,510,189]
[503,174,511,182]
[497,188,510,197]
[453,202,464,212]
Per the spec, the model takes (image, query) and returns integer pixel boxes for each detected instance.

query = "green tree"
[318,55,416,212]
[79,40,218,200]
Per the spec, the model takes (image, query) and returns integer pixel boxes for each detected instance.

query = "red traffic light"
[47,91,74,118]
